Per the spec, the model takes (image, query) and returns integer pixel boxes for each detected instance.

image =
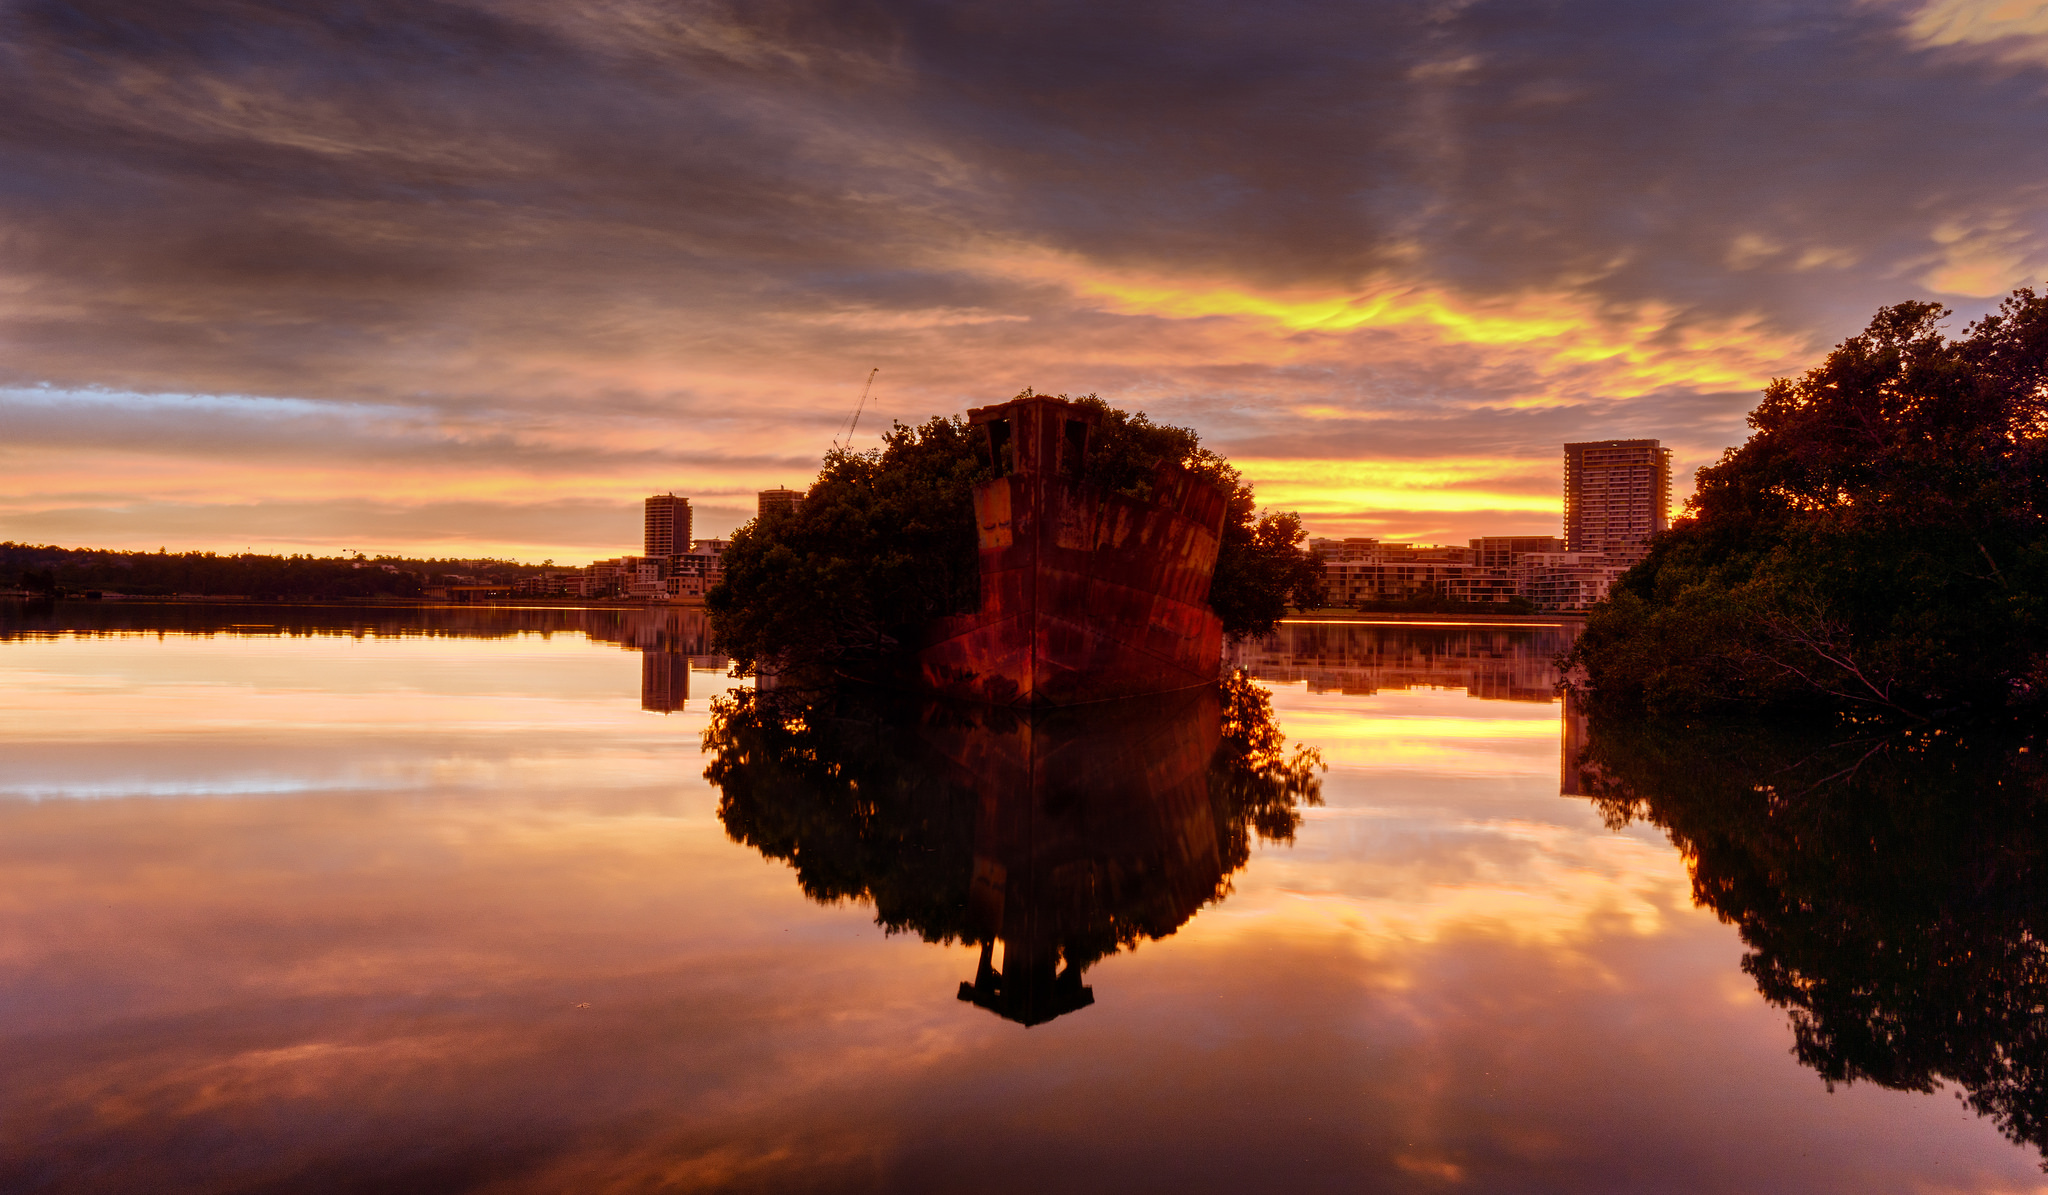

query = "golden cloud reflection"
[1,611,2041,1189]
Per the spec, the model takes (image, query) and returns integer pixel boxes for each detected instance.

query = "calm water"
[0,603,2038,1193]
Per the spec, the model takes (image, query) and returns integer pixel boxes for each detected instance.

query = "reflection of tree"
[703,670,1322,1024]
[1577,714,2048,1159]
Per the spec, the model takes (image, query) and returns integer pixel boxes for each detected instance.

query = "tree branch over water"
[1567,288,2048,717]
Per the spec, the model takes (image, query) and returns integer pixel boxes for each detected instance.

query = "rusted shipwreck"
[918,394,1228,706]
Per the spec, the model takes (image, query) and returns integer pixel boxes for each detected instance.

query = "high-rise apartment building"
[644,493,692,562]
[1563,440,1671,561]
[757,487,805,521]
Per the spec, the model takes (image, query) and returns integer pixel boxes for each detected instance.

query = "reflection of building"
[1564,439,1670,561]
[1228,621,1572,703]
[644,493,692,563]
[641,651,690,712]
[757,487,805,521]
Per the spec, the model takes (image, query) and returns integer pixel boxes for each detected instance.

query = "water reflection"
[1229,619,1572,702]
[1574,710,2048,1161]
[1,600,729,714]
[702,673,1323,1024]
[0,598,719,655]
[6,604,2046,1188]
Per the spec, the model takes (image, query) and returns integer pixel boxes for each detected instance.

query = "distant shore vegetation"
[1567,288,2048,718]
[708,394,1321,683]
[0,543,552,602]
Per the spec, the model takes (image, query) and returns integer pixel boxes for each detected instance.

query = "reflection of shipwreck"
[704,675,1321,1027]
[930,691,1226,1026]
[919,395,1228,706]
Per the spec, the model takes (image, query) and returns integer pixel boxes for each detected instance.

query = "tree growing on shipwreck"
[708,392,1321,701]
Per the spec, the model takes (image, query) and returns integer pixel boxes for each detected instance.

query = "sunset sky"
[4,0,2048,561]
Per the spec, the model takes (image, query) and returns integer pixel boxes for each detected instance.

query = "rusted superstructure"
[918,395,1228,706]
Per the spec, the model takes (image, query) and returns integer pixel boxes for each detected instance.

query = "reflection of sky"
[1,631,2039,1192]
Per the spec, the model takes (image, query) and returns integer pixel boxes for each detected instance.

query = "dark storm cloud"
[3,0,2046,550]
[5,0,2044,370]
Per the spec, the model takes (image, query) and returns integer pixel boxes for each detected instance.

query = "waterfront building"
[644,493,692,563]
[1310,537,1383,606]
[1563,439,1670,563]
[1308,538,1501,606]
[1299,442,1665,612]
[667,539,731,600]
[1512,551,1630,611]
[1469,535,1563,570]
[757,487,805,521]
[582,556,661,599]
[514,569,584,597]
[626,556,665,597]
[1443,536,1568,605]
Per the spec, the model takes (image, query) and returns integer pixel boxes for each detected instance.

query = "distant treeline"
[0,543,554,601]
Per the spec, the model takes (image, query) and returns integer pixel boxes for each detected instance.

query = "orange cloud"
[962,245,1815,404]
[1233,456,1561,523]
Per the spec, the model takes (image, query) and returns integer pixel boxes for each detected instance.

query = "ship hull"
[918,397,1227,706]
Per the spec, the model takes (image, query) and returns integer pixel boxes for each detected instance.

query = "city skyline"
[5,2,2047,560]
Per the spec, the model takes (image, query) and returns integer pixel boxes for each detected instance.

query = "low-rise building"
[582,558,635,598]
[1309,538,1499,605]
[514,569,584,597]
[667,539,730,600]
[1512,552,1630,611]
[1309,532,1617,610]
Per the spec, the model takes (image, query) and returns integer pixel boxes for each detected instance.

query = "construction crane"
[834,367,879,452]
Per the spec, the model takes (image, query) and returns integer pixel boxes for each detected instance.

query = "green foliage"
[0,542,436,600]
[707,416,991,681]
[1209,668,1328,861]
[1575,712,2048,1159]
[1067,395,1322,631]
[706,394,1316,681]
[1568,289,2048,716]
[703,686,982,944]
[1213,509,1325,634]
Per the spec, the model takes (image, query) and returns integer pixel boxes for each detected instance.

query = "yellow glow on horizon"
[967,245,1812,403]
[1233,456,1559,518]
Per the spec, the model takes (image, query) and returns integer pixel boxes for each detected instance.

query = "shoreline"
[0,594,704,610]
[1282,609,1585,627]
[4,596,1585,625]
